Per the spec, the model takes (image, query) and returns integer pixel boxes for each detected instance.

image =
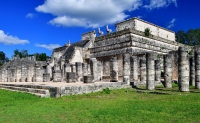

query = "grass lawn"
[0,84,200,123]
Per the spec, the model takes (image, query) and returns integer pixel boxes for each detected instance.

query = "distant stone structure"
[0,17,199,93]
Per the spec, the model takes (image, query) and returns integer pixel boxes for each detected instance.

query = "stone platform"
[0,81,131,98]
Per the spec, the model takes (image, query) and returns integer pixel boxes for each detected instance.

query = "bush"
[102,88,111,94]
[144,28,150,36]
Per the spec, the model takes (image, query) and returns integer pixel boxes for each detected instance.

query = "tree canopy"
[0,51,9,66]
[13,49,49,61]
[176,28,200,46]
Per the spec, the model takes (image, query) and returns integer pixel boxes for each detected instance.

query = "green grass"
[0,85,200,123]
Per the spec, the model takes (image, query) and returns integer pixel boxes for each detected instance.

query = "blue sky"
[0,0,199,59]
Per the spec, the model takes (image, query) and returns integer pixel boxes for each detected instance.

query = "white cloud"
[0,30,29,45]
[167,18,176,28]
[26,13,37,18]
[35,44,61,50]
[144,0,177,10]
[35,0,143,28]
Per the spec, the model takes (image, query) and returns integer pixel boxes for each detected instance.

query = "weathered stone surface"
[90,58,98,82]
[123,54,130,84]
[155,60,161,84]
[83,76,93,83]
[190,57,195,86]
[131,56,138,82]
[53,70,62,82]
[140,59,146,84]
[164,54,172,88]
[146,53,155,90]
[178,47,189,92]
[43,73,50,82]
[195,49,200,89]
[110,57,118,82]
[66,72,76,83]
[76,62,83,82]
[82,63,88,76]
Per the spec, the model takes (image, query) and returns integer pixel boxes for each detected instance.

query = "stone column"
[16,66,21,82]
[27,66,33,82]
[66,72,76,83]
[140,59,146,84]
[53,70,62,82]
[43,73,50,82]
[146,53,155,90]
[76,62,83,82]
[1,69,5,82]
[64,63,71,81]
[131,56,138,82]
[90,58,98,82]
[178,47,189,92]
[155,60,161,84]
[10,69,15,82]
[195,49,200,89]
[35,65,42,82]
[0,70,2,82]
[110,57,118,82]
[190,57,195,86]
[82,63,88,76]
[71,64,76,73]
[46,65,52,80]
[5,68,11,82]
[123,54,130,84]
[164,54,172,88]
[21,65,27,82]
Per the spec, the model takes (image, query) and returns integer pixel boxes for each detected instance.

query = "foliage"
[14,49,28,58]
[144,28,150,36]
[102,87,111,94]
[0,51,9,66]
[1,86,200,123]
[35,53,48,61]
[176,28,200,46]
[13,49,49,61]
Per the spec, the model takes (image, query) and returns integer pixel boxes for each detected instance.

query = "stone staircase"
[0,84,50,98]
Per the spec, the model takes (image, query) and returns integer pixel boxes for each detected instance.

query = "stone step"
[0,85,50,98]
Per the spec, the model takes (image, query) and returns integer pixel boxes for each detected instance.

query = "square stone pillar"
[35,65,42,82]
[76,62,83,82]
[110,57,118,82]
[46,65,52,80]
[10,69,15,82]
[131,56,138,82]
[90,58,98,82]
[21,65,27,82]
[43,73,50,82]
[155,60,161,84]
[53,70,62,82]
[82,63,88,76]
[27,66,34,82]
[140,59,146,84]
[7,68,11,82]
[123,54,130,85]
[64,63,71,81]
[71,64,76,73]
[66,72,76,83]
[16,66,21,82]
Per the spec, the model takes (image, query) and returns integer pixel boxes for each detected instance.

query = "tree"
[176,28,200,46]
[35,53,48,61]
[0,51,9,66]
[14,49,28,58]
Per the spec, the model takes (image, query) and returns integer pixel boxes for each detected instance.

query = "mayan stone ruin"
[0,17,199,97]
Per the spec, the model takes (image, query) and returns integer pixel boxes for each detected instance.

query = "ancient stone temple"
[0,17,195,91]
